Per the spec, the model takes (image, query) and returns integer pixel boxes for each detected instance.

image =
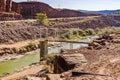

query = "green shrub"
[78,29,88,36]
[64,34,71,39]
[6,22,13,27]
[85,28,96,35]
[46,53,56,65]
[73,31,78,35]
[36,13,49,25]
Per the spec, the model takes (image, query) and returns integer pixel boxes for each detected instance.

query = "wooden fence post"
[40,40,48,61]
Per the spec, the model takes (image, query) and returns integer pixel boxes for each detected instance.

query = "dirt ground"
[57,33,120,80]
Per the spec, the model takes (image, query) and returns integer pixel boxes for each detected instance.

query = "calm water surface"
[0,36,97,76]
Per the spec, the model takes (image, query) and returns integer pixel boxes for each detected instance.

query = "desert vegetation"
[37,13,49,25]
[61,27,120,39]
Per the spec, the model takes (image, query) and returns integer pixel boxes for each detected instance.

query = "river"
[0,36,97,76]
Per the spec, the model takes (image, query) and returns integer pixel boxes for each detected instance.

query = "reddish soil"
[57,33,120,80]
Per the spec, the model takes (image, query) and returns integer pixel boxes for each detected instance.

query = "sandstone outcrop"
[12,2,94,18]
[6,0,12,12]
[54,53,87,73]
[0,0,6,12]
[0,0,97,20]
[53,33,120,80]
[0,0,21,20]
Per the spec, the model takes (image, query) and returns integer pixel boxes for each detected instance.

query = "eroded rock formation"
[13,2,95,18]
[6,0,12,12]
[0,0,97,20]
[0,0,6,12]
[0,0,22,20]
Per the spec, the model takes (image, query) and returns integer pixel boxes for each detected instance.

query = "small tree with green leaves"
[36,13,49,25]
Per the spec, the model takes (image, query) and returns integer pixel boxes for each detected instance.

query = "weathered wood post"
[40,40,48,61]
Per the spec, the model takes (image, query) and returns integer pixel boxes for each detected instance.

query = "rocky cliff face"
[0,0,22,20]
[14,2,94,18]
[12,2,21,14]
[6,0,12,12]
[18,2,56,18]
[0,1,96,20]
[0,0,6,12]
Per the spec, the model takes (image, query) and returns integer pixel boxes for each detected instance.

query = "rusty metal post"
[40,40,48,61]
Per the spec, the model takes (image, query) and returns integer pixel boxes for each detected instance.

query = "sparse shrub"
[6,22,13,27]
[60,27,120,40]
[73,31,78,35]
[46,53,56,65]
[24,41,37,52]
[36,13,49,25]
[8,40,14,44]
[78,29,88,36]
[28,41,36,47]
[85,28,96,35]
[64,33,71,39]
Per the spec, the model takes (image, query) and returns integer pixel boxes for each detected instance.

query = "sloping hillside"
[53,16,120,28]
[13,2,96,18]
[0,16,120,43]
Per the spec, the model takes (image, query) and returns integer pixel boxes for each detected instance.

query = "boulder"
[54,53,87,73]
[24,76,46,80]
[46,74,61,80]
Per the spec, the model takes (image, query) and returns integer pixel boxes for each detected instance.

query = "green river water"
[0,53,40,76]
[0,36,97,76]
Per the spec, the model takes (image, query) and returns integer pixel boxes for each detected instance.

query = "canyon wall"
[14,2,94,18]
[0,0,97,20]
[6,0,12,12]
[0,0,6,12]
[0,0,22,20]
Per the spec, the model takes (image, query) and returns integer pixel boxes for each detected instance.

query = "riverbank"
[0,16,120,56]
[0,36,96,77]
[0,39,62,62]
[1,63,44,80]
[4,32,120,80]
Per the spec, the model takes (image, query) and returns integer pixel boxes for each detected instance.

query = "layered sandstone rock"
[6,0,12,12]
[12,2,95,18]
[0,0,97,20]
[0,12,22,20]
[0,0,22,20]
[12,2,21,14]
[0,0,6,12]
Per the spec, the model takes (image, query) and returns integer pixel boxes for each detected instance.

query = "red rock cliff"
[6,0,12,12]
[0,1,97,20]
[0,0,6,12]
[12,2,95,18]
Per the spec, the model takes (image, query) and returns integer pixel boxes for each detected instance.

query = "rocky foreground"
[53,33,120,80]
[16,33,120,80]
[1,33,120,80]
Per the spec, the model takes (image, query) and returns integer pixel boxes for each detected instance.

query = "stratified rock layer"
[0,0,97,20]
[0,0,6,12]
